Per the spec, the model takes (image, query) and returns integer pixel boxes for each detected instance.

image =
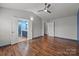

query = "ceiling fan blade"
[47,10,51,13]
[47,4,51,8]
[38,10,44,12]
[44,3,47,10]
[45,3,47,5]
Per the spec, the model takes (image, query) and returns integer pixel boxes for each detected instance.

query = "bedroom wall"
[0,7,42,46]
[55,16,77,40]
[45,15,77,40]
[32,15,43,38]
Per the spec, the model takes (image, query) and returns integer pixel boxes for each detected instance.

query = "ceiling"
[0,3,79,21]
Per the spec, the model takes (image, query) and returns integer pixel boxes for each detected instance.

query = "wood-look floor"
[0,36,78,56]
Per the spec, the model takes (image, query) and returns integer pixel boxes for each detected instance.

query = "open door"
[11,17,32,44]
[11,17,19,44]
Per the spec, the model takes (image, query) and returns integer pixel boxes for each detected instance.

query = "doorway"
[11,17,32,44]
[18,19,28,41]
[44,21,55,38]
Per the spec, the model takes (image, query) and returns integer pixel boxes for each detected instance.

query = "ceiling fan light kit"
[44,9,47,12]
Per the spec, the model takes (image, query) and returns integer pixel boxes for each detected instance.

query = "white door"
[47,22,54,36]
[11,17,19,44]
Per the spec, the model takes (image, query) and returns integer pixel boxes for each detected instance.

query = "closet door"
[11,17,19,44]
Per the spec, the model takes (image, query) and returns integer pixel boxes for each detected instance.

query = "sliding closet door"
[11,17,18,44]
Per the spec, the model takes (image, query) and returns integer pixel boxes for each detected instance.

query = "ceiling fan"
[38,3,51,14]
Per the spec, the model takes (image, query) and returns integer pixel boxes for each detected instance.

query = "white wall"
[45,16,77,40]
[0,7,42,46]
[32,15,43,38]
[0,16,11,46]
[55,16,77,40]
